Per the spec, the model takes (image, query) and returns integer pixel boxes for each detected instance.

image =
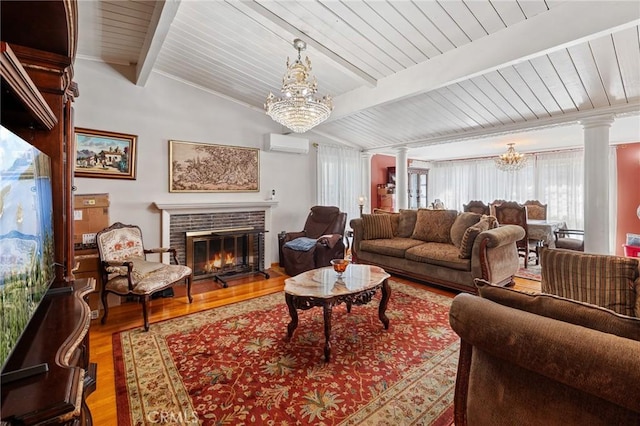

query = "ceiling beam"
[237,0,377,87]
[329,1,640,122]
[135,0,181,86]
[367,103,640,154]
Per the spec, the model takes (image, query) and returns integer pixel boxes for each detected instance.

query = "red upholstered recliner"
[281,206,347,276]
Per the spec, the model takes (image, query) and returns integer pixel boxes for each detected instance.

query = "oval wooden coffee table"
[284,264,391,362]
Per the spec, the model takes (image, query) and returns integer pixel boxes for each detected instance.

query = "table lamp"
[358,195,366,217]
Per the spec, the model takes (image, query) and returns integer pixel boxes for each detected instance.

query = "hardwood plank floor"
[85,268,540,425]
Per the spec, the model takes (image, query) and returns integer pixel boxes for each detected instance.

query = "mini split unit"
[263,133,310,154]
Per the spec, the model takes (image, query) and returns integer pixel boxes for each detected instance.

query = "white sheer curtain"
[428,150,585,228]
[428,156,536,212]
[535,150,584,229]
[316,144,361,226]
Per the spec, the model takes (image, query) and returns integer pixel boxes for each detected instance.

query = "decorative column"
[396,147,409,210]
[361,152,373,214]
[581,115,614,254]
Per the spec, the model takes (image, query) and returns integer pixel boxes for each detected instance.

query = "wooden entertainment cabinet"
[1,1,96,423]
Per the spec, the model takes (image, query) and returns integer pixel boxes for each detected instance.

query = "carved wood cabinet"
[1,1,96,423]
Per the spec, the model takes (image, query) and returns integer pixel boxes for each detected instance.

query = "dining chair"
[463,200,490,215]
[523,200,548,220]
[489,199,507,216]
[494,201,540,268]
[554,229,584,251]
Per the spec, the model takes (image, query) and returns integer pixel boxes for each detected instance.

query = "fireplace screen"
[185,227,268,287]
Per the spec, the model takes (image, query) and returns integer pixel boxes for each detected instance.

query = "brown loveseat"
[449,282,640,425]
[350,209,525,293]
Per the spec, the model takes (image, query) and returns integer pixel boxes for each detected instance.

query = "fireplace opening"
[185,227,269,287]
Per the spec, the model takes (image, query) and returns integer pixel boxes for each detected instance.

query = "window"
[427,150,586,228]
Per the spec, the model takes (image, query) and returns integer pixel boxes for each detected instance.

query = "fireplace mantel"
[153,201,278,213]
[154,200,278,264]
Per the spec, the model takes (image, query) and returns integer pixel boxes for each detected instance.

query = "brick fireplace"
[154,201,278,275]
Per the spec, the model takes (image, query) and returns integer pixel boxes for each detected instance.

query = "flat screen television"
[0,125,55,371]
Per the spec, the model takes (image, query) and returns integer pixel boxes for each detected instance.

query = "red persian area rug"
[113,282,459,425]
[515,262,542,281]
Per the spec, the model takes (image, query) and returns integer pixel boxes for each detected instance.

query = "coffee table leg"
[379,279,390,329]
[323,302,332,362]
[285,293,298,340]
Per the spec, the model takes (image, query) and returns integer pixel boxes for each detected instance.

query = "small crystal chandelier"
[264,39,333,133]
[495,143,527,171]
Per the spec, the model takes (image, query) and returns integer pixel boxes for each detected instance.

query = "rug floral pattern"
[114,282,459,425]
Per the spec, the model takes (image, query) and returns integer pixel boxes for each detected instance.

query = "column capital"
[580,114,614,129]
[396,146,410,154]
[360,151,374,160]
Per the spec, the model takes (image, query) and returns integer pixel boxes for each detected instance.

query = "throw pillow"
[361,213,394,240]
[396,209,418,238]
[450,212,482,248]
[283,237,317,251]
[107,258,164,282]
[130,258,165,282]
[481,214,499,229]
[459,219,490,259]
[411,209,458,243]
[373,209,400,236]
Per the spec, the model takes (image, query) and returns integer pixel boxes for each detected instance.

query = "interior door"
[408,169,428,209]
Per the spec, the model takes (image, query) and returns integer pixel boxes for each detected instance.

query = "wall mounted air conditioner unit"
[263,133,310,154]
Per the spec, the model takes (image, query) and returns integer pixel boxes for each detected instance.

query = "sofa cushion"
[476,279,640,341]
[541,249,639,317]
[361,213,394,240]
[450,212,482,248]
[481,214,499,229]
[411,209,458,243]
[405,242,471,271]
[360,237,424,258]
[373,209,400,236]
[396,209,418,238]
[459,218,490,259]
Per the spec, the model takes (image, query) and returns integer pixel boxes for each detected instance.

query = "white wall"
[73,59,317,265]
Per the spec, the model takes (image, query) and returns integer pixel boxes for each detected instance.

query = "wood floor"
[85,268,540,425]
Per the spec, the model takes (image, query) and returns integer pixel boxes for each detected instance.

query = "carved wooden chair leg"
[142,295,151,331]
[100,290,109,325]
[186,276,193,303]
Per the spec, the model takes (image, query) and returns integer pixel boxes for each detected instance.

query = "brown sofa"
[449,282,640,425]
[350,209,525,293]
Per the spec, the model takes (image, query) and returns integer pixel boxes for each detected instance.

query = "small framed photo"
[74,128,137,180]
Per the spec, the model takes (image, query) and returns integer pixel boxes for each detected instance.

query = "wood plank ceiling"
[76,0,640,157]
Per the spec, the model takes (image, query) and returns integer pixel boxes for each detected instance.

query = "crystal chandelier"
[264,39,333,133]
[495,143,527,171]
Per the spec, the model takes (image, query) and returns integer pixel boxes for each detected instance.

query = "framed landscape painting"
[74,128,137,179]
[169,140,259,192]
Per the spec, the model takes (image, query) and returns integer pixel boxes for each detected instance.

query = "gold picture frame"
[169,140,259,192]
[74,128,137,180]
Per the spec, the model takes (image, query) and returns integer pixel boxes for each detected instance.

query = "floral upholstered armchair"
[96,222,193,331]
